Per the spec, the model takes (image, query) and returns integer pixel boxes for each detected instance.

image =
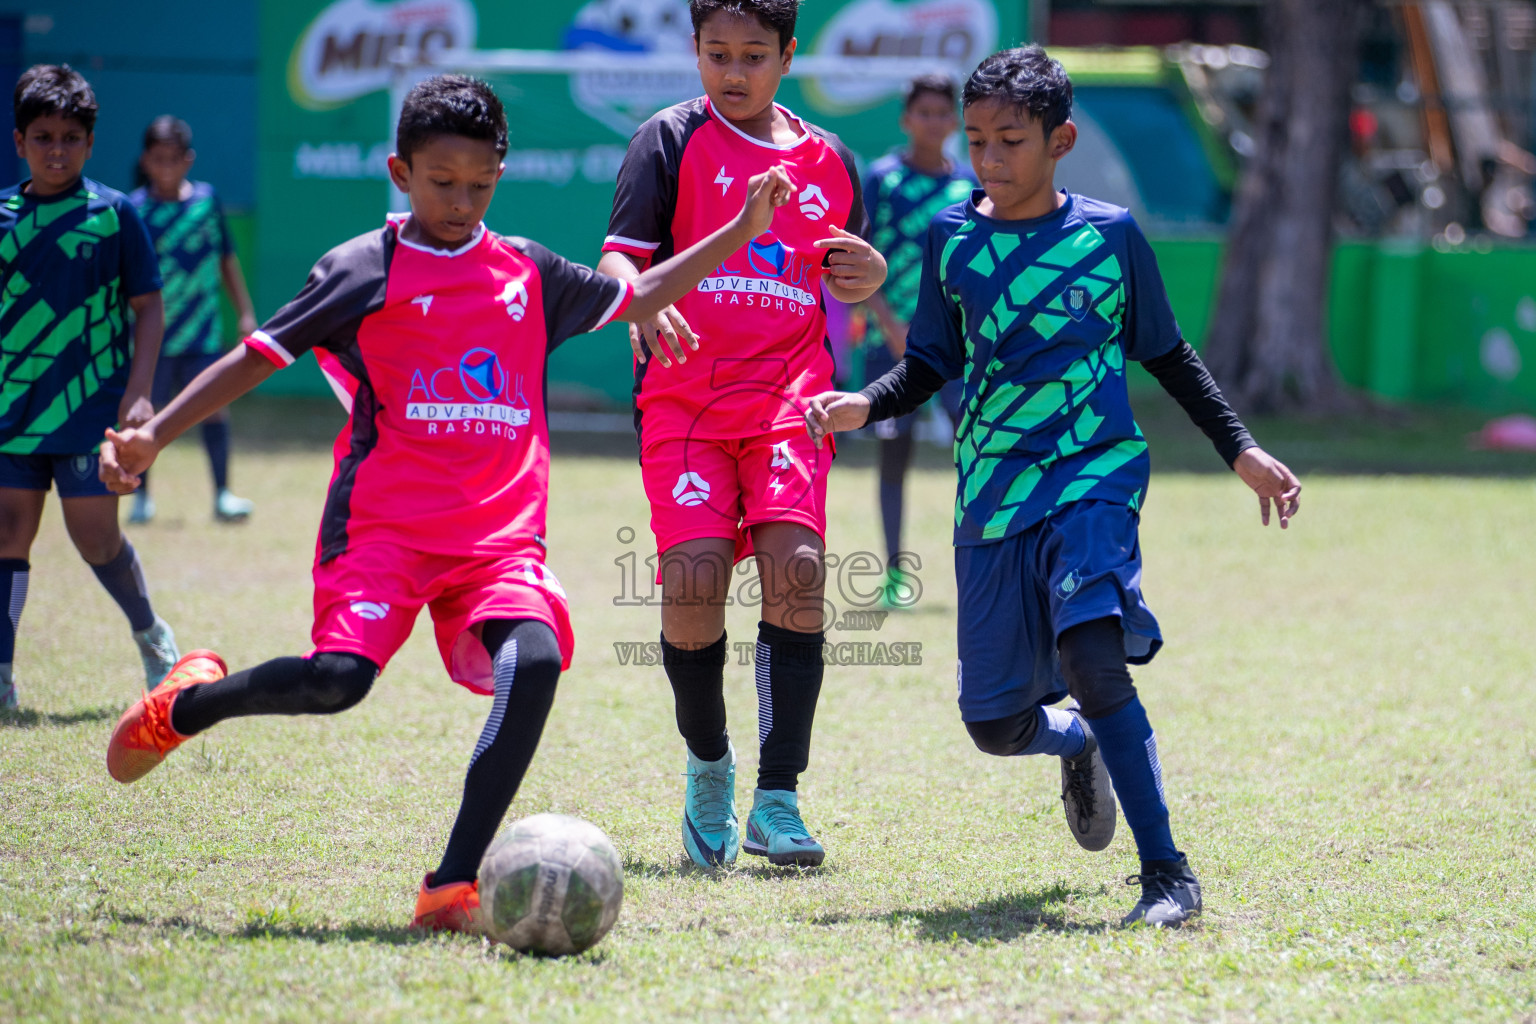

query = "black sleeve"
[858,354,948,423]
[510,237,632,352]
[1140,340,1256,467]
[828,134,872,242]
[248,230,391,365]
[603,105,695,265]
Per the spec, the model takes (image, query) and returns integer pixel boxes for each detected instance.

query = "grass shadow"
[815,883,1108,942]
[107,911,438,947]
[621,855,832,882]
[0,704,118,729]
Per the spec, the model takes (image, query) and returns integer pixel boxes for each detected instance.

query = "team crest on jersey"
[1065,286,1091,322]
[498,280,529,321]
[798,184,831,221]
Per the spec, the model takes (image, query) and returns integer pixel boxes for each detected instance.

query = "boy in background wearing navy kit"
[808,47,1302,927]
[129,115,260,524]
[0,65,180,710]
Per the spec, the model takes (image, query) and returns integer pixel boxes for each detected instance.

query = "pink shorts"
[640,426,831,562]
[311,541,575,696]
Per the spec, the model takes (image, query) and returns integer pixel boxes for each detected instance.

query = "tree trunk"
[1203,0,1367,413]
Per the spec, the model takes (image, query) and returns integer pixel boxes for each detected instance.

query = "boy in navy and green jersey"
[860,74,973,607]
[129,115,260,524]
[808,47,1303,927]
[0,65,181,710]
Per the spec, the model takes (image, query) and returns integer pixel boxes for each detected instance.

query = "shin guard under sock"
[1088,695,1179,863]
[89,540,155,632]
[0,559,28,665]
[434,619,562,885]
[755,620,824,792]
[662,632,729,762]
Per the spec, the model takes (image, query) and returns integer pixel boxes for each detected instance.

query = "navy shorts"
[954,500,1162,722]
[863,346,964,441]
[0,452,114,498]
[152,351,222,407]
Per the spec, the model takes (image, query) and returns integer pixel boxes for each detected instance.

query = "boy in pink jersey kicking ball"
[599,0,887,868]
[98,75,796,932]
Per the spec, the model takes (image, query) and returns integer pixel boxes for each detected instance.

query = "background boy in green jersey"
[128,116,260,524]
[0,65,180,709]
[808,46,1302,927]
[859,74,974,607]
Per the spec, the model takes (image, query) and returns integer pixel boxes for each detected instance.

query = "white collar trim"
[388,213,487,257]
[706,99,812,152]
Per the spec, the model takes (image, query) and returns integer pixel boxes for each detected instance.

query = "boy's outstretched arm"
[805,353,949,449]
[1141,340,1301,528]
[122,292,165,428]
[617,165,797,336]
[100,345,276,493]
[596,250,695,369]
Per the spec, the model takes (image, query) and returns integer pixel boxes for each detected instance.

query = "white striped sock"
[1145,732,1166,807]
[470,638,517,768]
[8,568,27,638]
[755,640,773,745]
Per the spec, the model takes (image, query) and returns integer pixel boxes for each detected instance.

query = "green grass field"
[3,399,1535,1023]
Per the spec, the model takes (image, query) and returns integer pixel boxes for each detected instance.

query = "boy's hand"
[805,391,871,449]
[99,426,160,494]
[815,226,881,293]
[630,305,696,368]
[1233,446,1301,528]
[735,164,796,240]
[119,393,155,429]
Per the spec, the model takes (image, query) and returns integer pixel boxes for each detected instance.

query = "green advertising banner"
[257,0,1024,402]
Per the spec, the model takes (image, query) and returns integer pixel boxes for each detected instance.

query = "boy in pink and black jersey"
[598,0,888,869]
[96,75,797,932]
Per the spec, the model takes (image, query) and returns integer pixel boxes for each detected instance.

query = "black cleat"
[1060,709,1117,851]
[1122,856,1202,928]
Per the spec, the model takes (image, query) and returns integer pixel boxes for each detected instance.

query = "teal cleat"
[215,489,254,523]
[132,616,180,690]
[682,743,738,868]
[743,788,824,867]
[878,565,920,611]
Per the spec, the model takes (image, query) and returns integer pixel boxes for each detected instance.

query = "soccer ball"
[478,813,624,956]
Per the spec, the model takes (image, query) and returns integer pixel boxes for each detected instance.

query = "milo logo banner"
[257,0,1019,401]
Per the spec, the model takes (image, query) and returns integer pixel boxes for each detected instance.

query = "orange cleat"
[412,873,481,934]
[106,649,227,783]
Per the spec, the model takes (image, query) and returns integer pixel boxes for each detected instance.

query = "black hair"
[903,73,958,112]
[395,74,508,163]
[14,64,98,134]
[142,115,192,154]
[962,45,1073,137]
[689,0,799,53]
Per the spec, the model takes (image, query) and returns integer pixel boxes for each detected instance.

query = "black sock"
[433,619,562,886]
[878,433,913,565]
[89,540,155,632]
[662,631,729,762]
[170,651,379,735]
[0,558,28,664]
[203,419,231,492]
[755,620,824,792]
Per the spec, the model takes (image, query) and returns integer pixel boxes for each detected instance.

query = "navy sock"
[89,540,156,632]
[1088,696,1180,863]
[0,558,29,664]
[203,419,230,492]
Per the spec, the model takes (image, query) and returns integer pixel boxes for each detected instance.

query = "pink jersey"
[604,97,869,446]
[247,215,631,563]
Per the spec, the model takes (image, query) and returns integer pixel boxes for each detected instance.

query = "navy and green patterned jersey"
[0,177,162,455]
[861,153,975,350]
[908,191,1182,546]
[129,181,233,358]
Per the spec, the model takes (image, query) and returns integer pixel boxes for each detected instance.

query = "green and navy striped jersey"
[908,191,1182,546]
[861,153,975,351]
[0,176,162,455]
[129,181,233,358]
